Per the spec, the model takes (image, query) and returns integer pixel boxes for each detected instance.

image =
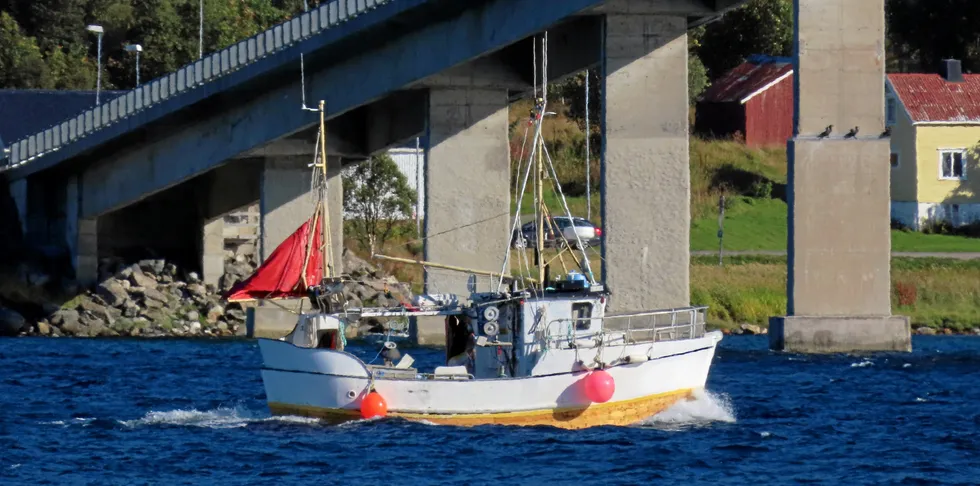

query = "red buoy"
[360,391,388,419]
[584,369,615,403]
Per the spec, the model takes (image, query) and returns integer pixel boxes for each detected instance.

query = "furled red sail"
[225,215,322,302]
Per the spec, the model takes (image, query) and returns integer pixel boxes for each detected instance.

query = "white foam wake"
[639,389,737,429]
[118,406,320,429]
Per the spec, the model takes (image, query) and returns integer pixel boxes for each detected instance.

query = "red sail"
[225,216,323,302]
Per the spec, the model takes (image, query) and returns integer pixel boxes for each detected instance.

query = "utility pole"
[125,44,143,86]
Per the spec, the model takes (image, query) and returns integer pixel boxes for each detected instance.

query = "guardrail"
[545,306,708,347]
[1,0,391,172]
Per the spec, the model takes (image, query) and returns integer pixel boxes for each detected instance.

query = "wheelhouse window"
[940,149,967,180]
[886,97,897,126]
[571,302,593,331]
[890,152,900,169]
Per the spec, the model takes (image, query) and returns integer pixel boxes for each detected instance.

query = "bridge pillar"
[768,0,910,353]
[258,155,343,271]
[64,177,97,286]
[413,88,509,346]
[422,87,510,296]
[250,155,343,338]
[600,11,690,312]
[201,216,224,287]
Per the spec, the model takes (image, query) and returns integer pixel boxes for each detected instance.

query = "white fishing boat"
[229,62,722,428]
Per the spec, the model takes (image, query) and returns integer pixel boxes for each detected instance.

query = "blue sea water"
[2,335,980,485]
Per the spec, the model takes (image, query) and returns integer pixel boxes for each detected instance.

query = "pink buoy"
[584,369,615,403]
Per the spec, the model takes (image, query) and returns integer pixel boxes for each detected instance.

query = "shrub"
[894,281,918,307]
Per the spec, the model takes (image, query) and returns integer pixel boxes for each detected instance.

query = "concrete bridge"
[0,0,909,352]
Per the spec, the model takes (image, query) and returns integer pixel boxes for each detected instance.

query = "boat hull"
[258,331,721,429]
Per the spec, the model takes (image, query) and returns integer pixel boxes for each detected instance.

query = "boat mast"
[318,100,334,279]
[535,99,546,287]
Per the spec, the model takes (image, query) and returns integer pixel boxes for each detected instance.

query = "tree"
[342,154,417,253]
[696,0,792,79]
[0,12,47,89]
[887,0,980,73]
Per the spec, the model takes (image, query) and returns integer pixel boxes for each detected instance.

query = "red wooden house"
[694,55,794,148]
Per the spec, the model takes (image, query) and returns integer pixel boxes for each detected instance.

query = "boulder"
[129,269,157,289]
[206,304,224,324]
[163,263,178,276]
[217,322,229,333]
[185,284,207,298]
[97,280,129,307]
[186,272,201,284]
[225,308,246,322]
[60,320,84,336]
[51,309,80,328]
[916,327,937,335]
[0,307,27,336]
[185,310,200,322]
[189,321,202,334]
[79,299,116,326]
[36,321,52,335]
[138,259,166,275]
[739,324,764,335]
[122,301,140,318]
[141,287,170,306]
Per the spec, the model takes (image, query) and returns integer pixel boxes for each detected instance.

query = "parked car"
[511,216,601,249]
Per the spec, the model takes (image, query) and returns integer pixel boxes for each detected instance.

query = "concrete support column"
[259,155,343,269]
[768,0,910,353]
[65,176,97,285]
[9,180,27,237]
[423,88,510,296]
[259,156,312,264]
[250,155,343,338]
[600,12,690,312]
[201,216,224,287]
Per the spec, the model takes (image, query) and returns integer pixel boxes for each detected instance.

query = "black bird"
[845,126,859,138]
[818,125,833,138]
[882,126,892,137]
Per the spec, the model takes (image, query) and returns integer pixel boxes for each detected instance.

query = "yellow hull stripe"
[268,388,694,429]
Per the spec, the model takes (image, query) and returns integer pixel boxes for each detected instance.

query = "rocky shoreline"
[0,248,415,339]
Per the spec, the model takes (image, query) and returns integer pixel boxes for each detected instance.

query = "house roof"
[699,55,794,104]
[0,89,125,146]
[887,73,980,124]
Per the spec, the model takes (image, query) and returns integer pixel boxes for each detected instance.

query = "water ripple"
[3,335,980,484]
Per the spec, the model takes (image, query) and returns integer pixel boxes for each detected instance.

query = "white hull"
[258,331,722,428]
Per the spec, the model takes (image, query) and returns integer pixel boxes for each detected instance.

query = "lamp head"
[125,44,143,53]
[85,25,103,34]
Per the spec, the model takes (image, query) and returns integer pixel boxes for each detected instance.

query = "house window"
[939,149,967,180]
[571,302,593,331]
[886,98,897,126]
[890,152,900,169]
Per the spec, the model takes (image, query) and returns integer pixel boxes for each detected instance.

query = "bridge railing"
[1,0,390,171]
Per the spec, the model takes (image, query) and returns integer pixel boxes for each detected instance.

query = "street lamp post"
[86,25,104,106]
[125,44,143,86]
[199,0,203,59]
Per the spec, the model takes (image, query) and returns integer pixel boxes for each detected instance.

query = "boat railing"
[544,306,708,347]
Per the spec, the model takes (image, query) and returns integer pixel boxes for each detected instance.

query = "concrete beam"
[63,0,610,219]
[601,14,690,312]
[591,0,718,15]
[366,90,427,155]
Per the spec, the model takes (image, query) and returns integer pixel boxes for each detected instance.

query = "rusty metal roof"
[699,55,793,104]
[888,73,980,124]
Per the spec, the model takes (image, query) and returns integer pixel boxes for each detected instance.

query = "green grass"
[691,197,787,251]
[690,196,980,253]
[692,256,980,331]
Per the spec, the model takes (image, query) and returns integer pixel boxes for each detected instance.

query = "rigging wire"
[585,69,591,221]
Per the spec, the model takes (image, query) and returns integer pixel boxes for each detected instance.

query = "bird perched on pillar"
[845,127,859,138]
[818,125,833,138]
